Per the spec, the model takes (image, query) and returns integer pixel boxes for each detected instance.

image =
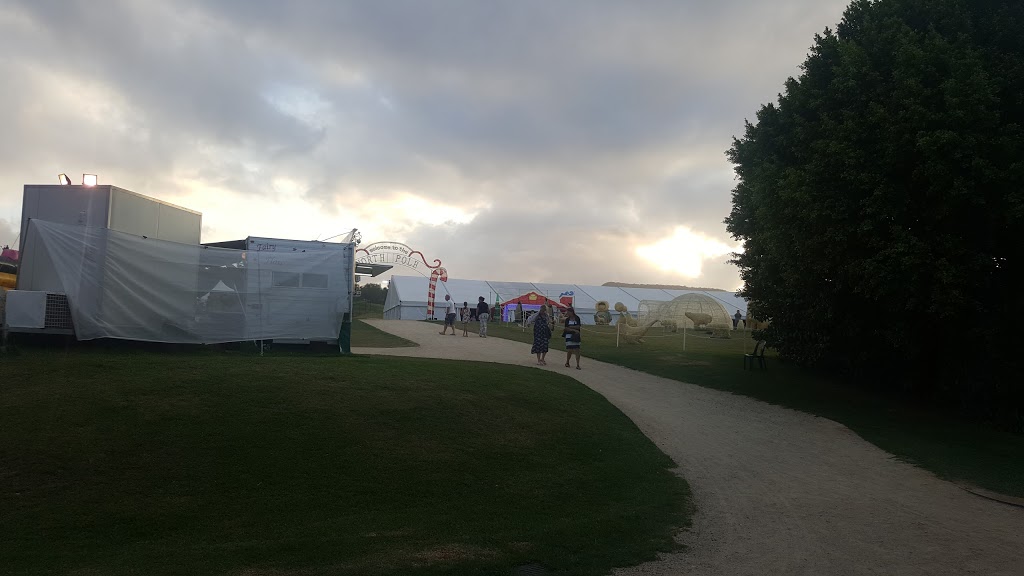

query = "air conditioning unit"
[2,290,74,333]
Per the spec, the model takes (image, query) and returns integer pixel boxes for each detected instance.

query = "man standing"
[477,296,490,337]
[733,309,743,329]
[439,294,457,335]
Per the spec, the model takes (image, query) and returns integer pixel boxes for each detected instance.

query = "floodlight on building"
[82,174,98,186]
[58,173,71,185]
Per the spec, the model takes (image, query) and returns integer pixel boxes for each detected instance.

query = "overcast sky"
[0,0,849,290]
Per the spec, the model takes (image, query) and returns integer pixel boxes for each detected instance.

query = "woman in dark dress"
[527,305,552,365]
[563,306,582,369]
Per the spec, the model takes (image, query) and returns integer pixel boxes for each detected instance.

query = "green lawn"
[351,319,416,348]
[486,322,1024,498]
[0,350,690,576]
[352,300,385,319]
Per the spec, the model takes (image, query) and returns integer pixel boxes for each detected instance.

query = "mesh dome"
[638,293,731,329]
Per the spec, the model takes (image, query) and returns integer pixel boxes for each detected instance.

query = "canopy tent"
[383,276,497,320]
[531,282,579,306]
[499,291,567,323]
[500,291,566,307]
[486,281,537,302]
[385,275,748,325]
[198,280,237,301]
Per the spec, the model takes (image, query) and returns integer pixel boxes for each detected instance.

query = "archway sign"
[355,242,447,319]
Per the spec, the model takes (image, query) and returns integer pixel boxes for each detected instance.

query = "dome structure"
[638,293,731,330]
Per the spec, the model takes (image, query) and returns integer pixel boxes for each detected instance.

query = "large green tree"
[725,0,1023,424]
[359,282,388,305]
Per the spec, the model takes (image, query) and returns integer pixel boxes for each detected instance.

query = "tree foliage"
[725,0,1023,426]
[359,283,388,305]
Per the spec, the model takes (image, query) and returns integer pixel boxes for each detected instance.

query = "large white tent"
[383,275,748,325]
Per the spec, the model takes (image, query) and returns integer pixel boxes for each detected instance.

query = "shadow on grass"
[0,349,690,576]
[2,319,414,357]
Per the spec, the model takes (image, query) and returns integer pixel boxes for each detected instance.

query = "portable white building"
[11,222,354,344]
[16,184,201,293]
[201,236,356,342]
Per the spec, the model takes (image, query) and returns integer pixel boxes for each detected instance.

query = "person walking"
[563,306,583,369]
[460,301,471,336]
[526,305,552,365]
[476,296,490,337]
[438,294,458,335]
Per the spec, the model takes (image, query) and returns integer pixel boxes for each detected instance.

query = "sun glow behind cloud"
[0,0,854,290]
[635,226,738,278]
[172,175,479,246]
[390,194,477,226]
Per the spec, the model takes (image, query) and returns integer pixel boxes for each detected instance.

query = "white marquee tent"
[383,275,748,325]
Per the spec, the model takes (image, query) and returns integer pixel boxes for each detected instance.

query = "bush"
[724,0,1024,429]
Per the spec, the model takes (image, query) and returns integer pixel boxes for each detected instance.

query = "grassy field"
[0,349,690,576]
[351,319,416,348]
[352,301,385,319]
[484,321,1024,498]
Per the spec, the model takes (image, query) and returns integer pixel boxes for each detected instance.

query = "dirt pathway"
[355,320,1024,576]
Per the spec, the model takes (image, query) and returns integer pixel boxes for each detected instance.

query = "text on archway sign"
[356,242,428,270]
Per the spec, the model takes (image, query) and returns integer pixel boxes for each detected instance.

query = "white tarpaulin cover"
[24,220,354,343]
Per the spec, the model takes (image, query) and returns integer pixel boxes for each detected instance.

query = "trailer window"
[302,273,329,289]
[272,271,300,287]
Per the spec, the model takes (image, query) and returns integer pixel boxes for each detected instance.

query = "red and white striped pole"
[426,267,448,320]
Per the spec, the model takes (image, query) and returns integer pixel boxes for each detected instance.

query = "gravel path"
[355,320,1024,576]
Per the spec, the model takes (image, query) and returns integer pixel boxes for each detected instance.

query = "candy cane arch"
[426,267,448,319]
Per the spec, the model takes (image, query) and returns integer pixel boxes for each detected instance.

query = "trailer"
[201,236,356,344]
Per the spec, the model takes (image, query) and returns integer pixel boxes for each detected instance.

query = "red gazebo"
[499,292,567,322]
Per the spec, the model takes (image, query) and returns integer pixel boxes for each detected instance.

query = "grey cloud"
[183,0,848,176]
[402,209,743,291]
[1,0,850,289]
[0,218,17,248]
[3,1,324,165]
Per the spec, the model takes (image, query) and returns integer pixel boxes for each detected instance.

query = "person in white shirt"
[438,294,458,335]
